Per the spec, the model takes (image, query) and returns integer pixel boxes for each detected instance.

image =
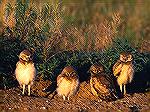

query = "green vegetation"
[0,0,149,89]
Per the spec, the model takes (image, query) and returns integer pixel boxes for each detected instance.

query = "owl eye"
[71,72,76,76]
[120,55,123,59]
[65,72,70,76]
[120,55,125,61]
[91,70,97,74]
[26,55,30,58]
[127,55,133,61]
[129,55,132,59]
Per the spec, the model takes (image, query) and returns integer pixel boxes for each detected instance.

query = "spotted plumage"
[56,66,79,100]
[89,64,117,101]
[15,49,36,96]
[113,52,134,95]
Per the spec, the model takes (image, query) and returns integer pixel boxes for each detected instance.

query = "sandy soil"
[0,79,150,112]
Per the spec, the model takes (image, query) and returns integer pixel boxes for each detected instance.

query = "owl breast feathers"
[113,52,134,85]
[15,61,36,86]
[56,66,79,100]
[113,52,134,95]
[15,49,36,96]
[117,63,134,85]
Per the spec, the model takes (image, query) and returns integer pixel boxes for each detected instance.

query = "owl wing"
[127,64,134,83]
[91,74,117,101]
[91,75,108,94]
[113,60,123,77]
[69,77,79,96]
[16,61,19,67]
[90,76,104,94]
[57,74,65,86]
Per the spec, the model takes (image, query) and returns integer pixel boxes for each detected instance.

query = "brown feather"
[113,60,123,76]
[113,52,134,95]
[90,64,118,101]
[117,62,134,85]
[56,66,79,100]
[15,50,36,96]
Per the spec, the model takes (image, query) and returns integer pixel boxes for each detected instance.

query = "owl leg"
[20,84,22,88]
[63,95,66,100]
[28,85,31,96]
[22,84,25,95]
[124,85,126,95]
[120,84,122,93]
[91,84,98,97]
[67,97,69,100]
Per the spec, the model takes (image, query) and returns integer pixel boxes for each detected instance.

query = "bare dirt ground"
[0,79,150,112]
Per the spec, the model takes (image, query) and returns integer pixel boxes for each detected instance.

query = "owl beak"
[97,70,101,74]
[26,56,30,61]
[28,56,32,61]
[122,57,127,62]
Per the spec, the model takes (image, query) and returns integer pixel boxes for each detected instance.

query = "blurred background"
[0,0,150,41]
[0,0,150,90]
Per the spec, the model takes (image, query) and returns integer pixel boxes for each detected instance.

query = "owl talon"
[63,96,66,100]
[57,66,79,101]
[113,52,134,96]
[15,50,36,96]
[67,97,69,100]
[90,64,118,101]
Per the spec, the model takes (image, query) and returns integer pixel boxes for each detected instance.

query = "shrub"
[0,0,149,90]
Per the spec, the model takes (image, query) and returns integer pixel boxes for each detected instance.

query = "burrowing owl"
[89,64,117,101]
[113,52,134,95]
[15,49,36,96]
[56,66,79,100]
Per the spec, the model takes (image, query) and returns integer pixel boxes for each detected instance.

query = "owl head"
[89,64,104,75]
[119,52,133,63]
[61,66,78,78]
[19,50,32,62]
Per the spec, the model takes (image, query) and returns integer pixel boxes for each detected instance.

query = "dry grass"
[63,13,121,51]
[140,40,150,53]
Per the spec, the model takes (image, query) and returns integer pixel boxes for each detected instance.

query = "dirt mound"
[32,76,52,97]
[1,80,150,111]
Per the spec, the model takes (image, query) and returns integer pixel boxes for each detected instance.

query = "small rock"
[97,99,102,102]
[24,108,28,110]
[109,102,112,105]
[129,105,139,112]
[40,107,46,109]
